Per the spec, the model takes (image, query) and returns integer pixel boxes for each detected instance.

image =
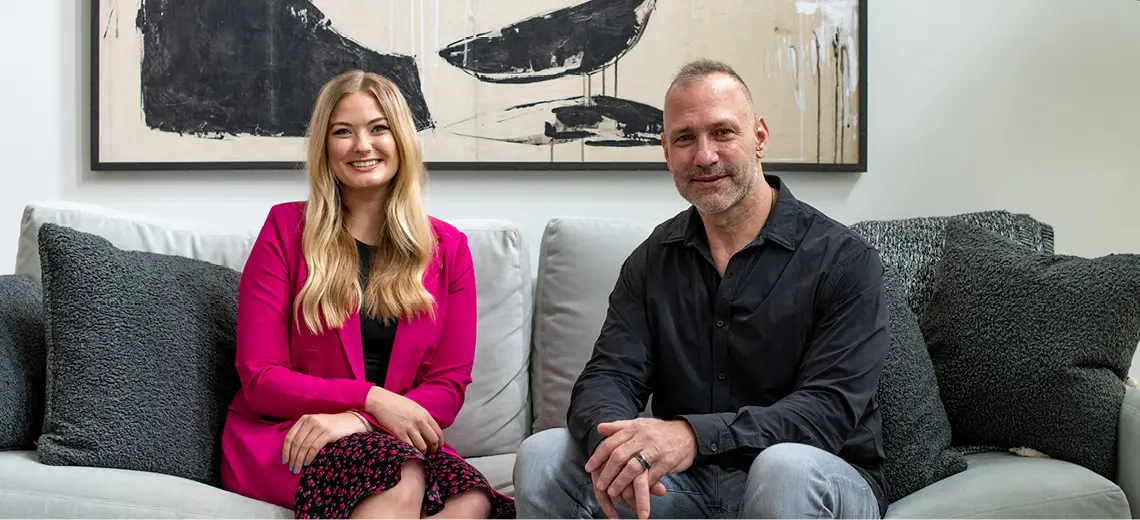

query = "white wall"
[1,0,1138,273]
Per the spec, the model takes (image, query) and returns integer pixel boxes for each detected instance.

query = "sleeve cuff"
[679,413,735,463]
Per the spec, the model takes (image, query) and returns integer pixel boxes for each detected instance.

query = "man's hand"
[583,418,698,519]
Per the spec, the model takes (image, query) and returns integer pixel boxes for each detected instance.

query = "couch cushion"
[884,452,1129,518]
[0,450,290,518]
[439,221,533,458]
[16,201,532,460]
[16,200,257,281]
[466,453,517,499]
[530,217,659,432]
[0,275,46,450]
[35,224,243,486]
[920,220,1140,481]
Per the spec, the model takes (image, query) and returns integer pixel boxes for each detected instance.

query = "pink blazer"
[220,201,477,510]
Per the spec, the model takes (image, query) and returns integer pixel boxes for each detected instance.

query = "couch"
[1,199,1138,519]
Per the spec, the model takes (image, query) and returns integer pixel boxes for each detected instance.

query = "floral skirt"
[293,432,515,519]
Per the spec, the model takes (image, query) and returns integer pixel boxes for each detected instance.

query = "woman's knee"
[363,459,428,504]
[446,489,492,518]
[393,459,428,497]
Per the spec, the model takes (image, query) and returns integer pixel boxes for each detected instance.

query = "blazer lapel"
[337,312,365,381]
[384,315,422,393]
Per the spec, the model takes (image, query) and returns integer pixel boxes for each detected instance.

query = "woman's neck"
[342,189,388,245]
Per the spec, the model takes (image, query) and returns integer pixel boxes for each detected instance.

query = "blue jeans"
[513,428,880,519]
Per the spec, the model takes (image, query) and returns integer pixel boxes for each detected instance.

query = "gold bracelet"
[347,411,372,432]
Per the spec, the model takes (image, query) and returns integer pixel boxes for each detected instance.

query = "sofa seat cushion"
[0,450,290,518]
[884,452,1129,519]
[465,453,517,499]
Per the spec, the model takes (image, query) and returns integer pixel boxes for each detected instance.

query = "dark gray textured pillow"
[36,223,242,485]
[921,220,1140,480]
[878,268,966,502]
[0,275,46,450]
[850,210,1054,316]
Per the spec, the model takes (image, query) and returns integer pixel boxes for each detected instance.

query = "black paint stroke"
[437,0,656,84]
[134,0,433,138]
[446,95,662,148]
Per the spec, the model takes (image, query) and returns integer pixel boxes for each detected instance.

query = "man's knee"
[744,443,877,519]
[749,442,828,480]
[513,428,592,514]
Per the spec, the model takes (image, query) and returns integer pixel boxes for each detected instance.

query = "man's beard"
[676,158,757,214]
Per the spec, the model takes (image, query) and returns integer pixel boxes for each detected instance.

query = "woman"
[220,70,514,519]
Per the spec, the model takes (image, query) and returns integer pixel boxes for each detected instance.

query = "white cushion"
[0,450,289,518]
[530,217,658,432]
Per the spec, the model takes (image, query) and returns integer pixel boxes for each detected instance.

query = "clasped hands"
[281,386,443,474]
[585,418,698,520]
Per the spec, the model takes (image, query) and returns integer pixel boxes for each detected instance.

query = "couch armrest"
[1118,386,1140,518]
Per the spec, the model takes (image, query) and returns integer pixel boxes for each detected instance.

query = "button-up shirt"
[567,175,890,515]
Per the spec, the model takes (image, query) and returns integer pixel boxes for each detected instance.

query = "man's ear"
[661,133,669,162]
[755,117,770,159]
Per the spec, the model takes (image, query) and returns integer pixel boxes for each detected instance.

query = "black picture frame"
[90,1,868,173]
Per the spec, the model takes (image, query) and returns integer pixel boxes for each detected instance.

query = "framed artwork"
[91,0,867,172]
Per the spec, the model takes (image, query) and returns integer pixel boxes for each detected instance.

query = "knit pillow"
[877,268,967,502]
[0,275,46,450]
[35,224,242,485]
[921,219,1140,479]
[850,210,1053,316]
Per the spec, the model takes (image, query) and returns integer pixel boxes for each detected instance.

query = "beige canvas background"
[95,0,862,166]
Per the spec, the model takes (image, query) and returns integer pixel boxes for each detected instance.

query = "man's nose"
[694,137,718,167]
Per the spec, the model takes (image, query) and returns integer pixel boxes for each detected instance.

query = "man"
[513,58,889,519]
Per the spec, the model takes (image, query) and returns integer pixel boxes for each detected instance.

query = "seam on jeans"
[574,481,596,518]
[808,453,878,520]
[804,454,828,520]
[821,472,876,518]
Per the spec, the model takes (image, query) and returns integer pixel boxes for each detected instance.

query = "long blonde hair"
[294,70,436,335]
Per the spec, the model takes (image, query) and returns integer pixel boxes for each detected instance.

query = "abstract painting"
[91,0,867,171]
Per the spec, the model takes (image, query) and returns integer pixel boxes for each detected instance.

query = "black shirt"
[567,175,890,515]
[357,240,398,388]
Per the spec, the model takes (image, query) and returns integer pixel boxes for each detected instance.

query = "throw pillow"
[920,219,1140,480]
[35,223,243,486]
[877,267,967,502]
[0,275,47,450]
[850,210,1054,316]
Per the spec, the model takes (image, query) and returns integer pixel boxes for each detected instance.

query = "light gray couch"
[1,200,1138,519]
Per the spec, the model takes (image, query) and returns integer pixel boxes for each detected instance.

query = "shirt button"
[710,442,718,451]
[716,320,725,327]
[718,372,726,380]
[727,272,734,278]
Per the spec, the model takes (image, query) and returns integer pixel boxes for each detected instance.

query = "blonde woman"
[219,70,514,519]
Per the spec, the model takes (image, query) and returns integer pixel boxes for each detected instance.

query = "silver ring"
[633,453,651,471]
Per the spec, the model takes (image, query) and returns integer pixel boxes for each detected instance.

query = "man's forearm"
[567,377,645,457]
[679,393,852,465]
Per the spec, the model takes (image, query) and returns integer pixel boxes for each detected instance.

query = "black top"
[567,175,889,516]
[357,239,398,388]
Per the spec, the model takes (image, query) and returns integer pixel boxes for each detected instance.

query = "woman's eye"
[373,125,389,133]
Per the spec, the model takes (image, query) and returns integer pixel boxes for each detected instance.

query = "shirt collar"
[663,174,799,251]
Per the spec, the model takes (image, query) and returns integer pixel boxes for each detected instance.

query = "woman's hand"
[282,412,370,474]
[364,387,444,453]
